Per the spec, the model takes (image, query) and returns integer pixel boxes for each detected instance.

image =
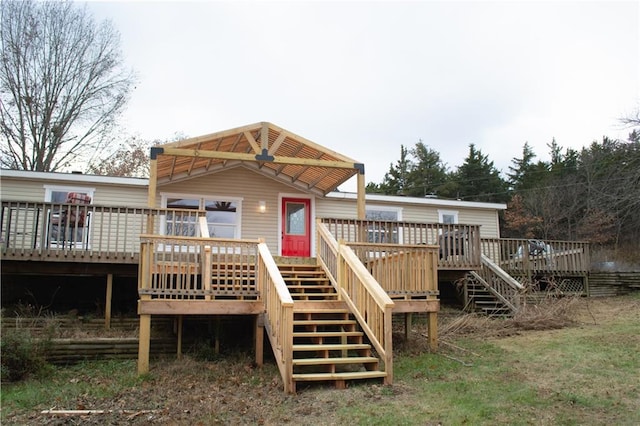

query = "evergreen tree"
[407,140,449,197]
[379,145,412,195]
[452,144,507,203]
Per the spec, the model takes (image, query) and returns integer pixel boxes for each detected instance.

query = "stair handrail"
[257,242,294,393]
[316,221,395,384]
[481,254,525,291]
[475,254,525,312]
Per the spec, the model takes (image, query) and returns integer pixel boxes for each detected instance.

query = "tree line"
[367,130,640,249]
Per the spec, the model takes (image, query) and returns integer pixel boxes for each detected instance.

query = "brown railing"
[138,234,261,300]
[316,221,394,384]
[1,201,204,262]
[321,218,481,270]
[257,242,294,393]
[481,238,590,277]
[472,254,525,313]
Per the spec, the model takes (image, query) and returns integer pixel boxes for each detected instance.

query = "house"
[0,122,589,393]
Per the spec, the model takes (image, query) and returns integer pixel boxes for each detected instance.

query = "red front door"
[281,197,311,257]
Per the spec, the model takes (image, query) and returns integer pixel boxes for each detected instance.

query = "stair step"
[293,343,371,352]
[292,371,387,382]
[293,304,349,314]
[292,356,379,366]
[293,319,357,326]
[293,331,363,338]
[287,284,334,289]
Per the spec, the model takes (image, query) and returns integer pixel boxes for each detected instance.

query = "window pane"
[166,198,200,209]
[366,208,399,243]
[442,214,456,224]
[286,202,306,235]
[205,200,237,224]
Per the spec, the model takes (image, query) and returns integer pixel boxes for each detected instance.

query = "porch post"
[104,274,113,330]
[177,315,183,359]
[137,314,151,374]
[255,314,264,367]
[356,165,365,220]
[427,305,438,350]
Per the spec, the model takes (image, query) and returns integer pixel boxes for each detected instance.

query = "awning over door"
[151,122,363,196]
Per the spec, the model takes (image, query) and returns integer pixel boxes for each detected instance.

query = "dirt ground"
[4,295,639,425]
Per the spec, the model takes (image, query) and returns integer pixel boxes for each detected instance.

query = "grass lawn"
[2,294,639,425]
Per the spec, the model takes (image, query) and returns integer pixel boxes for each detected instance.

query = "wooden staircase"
[464,272,514,317]
[278,262,387,390]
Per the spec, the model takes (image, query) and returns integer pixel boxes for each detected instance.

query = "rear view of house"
[1,122,589,393]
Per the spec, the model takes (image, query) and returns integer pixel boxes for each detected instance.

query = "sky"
[87,1,639,192]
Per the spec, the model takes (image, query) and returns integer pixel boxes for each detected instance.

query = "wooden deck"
[2,201,593,392]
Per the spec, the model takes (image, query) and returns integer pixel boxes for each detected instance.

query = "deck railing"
[348,242,439,298]
[1,201,204,262]
[317,221,394,384]
[257,242,294,393]
[481,238,590,277]
[321,218,481,270]
[138,234,261,300]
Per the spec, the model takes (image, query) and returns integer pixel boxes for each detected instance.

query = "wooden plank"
[391,299,439,313]
[292,356,378,366]
[138,300,264,315]
[292,371,386,381]
[104,274,113,330]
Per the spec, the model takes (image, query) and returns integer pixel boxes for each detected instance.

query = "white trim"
[327,191,507,210]
[365,204,403,221]
[160,192,243,238]
[278,193,315,257]
[44,185,95,202]
[438,209,459,224]
[365,204,403,244]
[4,169,147,187]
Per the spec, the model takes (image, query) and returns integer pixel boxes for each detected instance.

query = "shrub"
[1,329,49,382]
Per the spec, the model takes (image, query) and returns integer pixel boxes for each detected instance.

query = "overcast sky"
[87,1,639,192]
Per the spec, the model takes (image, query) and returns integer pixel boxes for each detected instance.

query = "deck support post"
[404,313,412,340]
[177,315,183,359]
[427,304,438,351]
[214,317,221,354]
[104,274,113,330]
[137,314,151,374]
[255,314,264,367]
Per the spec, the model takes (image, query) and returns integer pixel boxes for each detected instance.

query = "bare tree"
[0,0,135,171]
[88,136,151,177]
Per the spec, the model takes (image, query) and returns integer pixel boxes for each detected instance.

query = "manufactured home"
[1,122,589,393]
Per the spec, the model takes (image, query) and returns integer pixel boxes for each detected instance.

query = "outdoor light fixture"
[258,201,266,213]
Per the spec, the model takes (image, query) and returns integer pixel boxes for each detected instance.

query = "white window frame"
[161,193,243,239]
[43,185,95,249]
[438,209,459,224]
[365,205,403,244]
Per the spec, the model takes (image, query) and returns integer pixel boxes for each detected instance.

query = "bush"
[1,329,49,382]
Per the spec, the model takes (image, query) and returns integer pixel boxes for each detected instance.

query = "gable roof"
[152,122,363,196]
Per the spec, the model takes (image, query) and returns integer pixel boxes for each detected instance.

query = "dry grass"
[437,295,580,340]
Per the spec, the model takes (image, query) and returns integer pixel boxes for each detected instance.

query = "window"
[44,186,94,248]
[162,195,241,238]
[438,209,458,224]
[366,206,402,243]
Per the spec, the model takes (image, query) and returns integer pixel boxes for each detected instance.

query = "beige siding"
[317,197,501,238]
[1,174,148,207]
[1,173,148,253]
[2,169,503,254]
[158,166,310,253]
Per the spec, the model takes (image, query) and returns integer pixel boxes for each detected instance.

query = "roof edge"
[0,169,149,187]
[327,191,507,210]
